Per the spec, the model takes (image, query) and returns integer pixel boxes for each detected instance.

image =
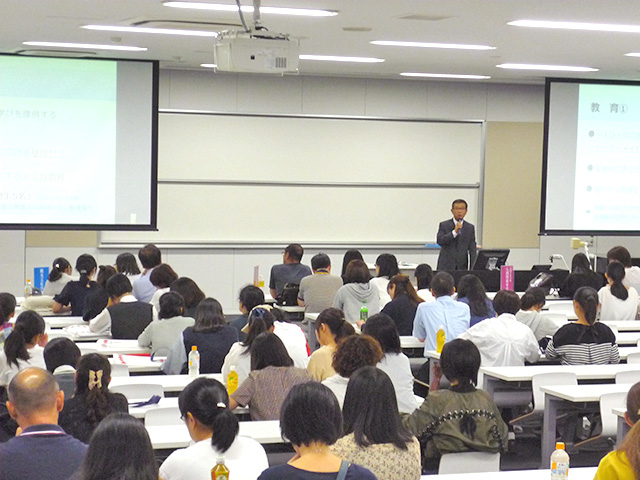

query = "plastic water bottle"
[211,455,229,480]
[188,346,200,378]
[360,303,368,323]
[436,326,446,353]
[550,442,569,480]
[227,365,239,395]
[24,279,33,297]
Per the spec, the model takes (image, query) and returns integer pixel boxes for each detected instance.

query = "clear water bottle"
[360,303,368,323]
[188,345,200,378]
[24,279,33,297]
[550,442,569,480]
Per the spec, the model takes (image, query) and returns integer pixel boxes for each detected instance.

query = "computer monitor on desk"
[472,249,510,271]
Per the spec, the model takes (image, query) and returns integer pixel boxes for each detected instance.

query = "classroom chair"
[627,352,640,364]
[615,370,640,384]
[109,364,130,377]
[574,391,627,450]
[145,407,183,427]
[510,372,578,426]
[110,383,164,400]
[438,452,500,474]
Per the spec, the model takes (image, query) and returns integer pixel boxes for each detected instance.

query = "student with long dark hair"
[163,297,238,375]
[82,264,117,321]
[559,253,604,298]
[415,263,435,302]
[340,249,364,284]
[160,378,268,480]
[170,277,206,318]
[307,308,355,381]
[0,311,47,386]
[58,353,128,443]
[362,313,418,413]
[0,293,17,344]
[53,254,99,316]
[230,332,311,420]
[456,274,496,326]
[381,274,424,335]
[371,253,400,307]
[599,261,640,321]
[258,382,377,480]
[332,367,421,479]
[43,257,74,296]
[546,286,619,365]
[115,252,141,278]
[137,291,195,356]
[74,412,157,480]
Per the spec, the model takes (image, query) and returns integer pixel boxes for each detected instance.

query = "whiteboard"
[102,112,483,246]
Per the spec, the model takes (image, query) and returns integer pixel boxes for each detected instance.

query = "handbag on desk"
[278,283,300,306]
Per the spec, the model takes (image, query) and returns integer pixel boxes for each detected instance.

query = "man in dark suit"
[437,199,477,270]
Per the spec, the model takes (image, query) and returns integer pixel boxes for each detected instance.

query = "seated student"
[43,337,81,398]
[230,332,311,420]
[43,257,75,296]
[381,274,424,335]
[58,353,129,443]
[137,292,195,357]
[594,381,640,480]
[333,259,380,326]
[53,254,99,316]
[370,253,400,308]
[307,308,355,381]
[559,252,604,299]
[322,335,383,408]
[163,298,238,375]
[133,243,163,304]
[340,249,364,284]
[0,311,48,387]
[271,307,310,368]
[229,285,264,341]
[403,339,508,462]
[362,313,418,414]
[546,286,620,365]
[297,253,343,314]
[456,274,496,327]
[515,287,560,346]
[90,274,153,338]
[0,292,17,345]
[269,243,312,301]
[607,245,640,294]
[413,272,470,354]
[415,263,435,303]
[170,277,206,318]
[332,366,421,479]
[160,378,268,480]
[258,382,377,480]
[149,264,179,316]
[82,265,116,321]
[459,290,540,367]
[115,252,141,284]
[599,261,640,321]
[74,412,157,480]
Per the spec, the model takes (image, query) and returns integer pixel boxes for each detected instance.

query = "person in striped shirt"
[545,286,619,365]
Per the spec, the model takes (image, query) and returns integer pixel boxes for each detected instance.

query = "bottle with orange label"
[550,442,569,480]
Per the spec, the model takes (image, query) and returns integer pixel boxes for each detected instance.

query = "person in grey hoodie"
[333,259,380,326]
[515,287,560,346]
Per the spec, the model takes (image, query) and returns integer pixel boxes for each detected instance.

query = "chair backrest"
[144,406,183,426]
[110,383,164,400]
[627,352,640,364]
[616,370,640,385]
[546,302,574,314]
[540,312,569,327]
[438,452,500,474]
[531,372,578,414]
[600,391,628,438]
[109,364,130,377]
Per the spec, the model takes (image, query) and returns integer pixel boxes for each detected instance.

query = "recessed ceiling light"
[201,63,217,68]
[625,53,640,57]
[23,41,147,52]
[163,2,337,17]
[496,63,598,72]
[401,72,490,79]
[299,55,384,63]
[509,20,640,33]
[371,40,495,51]
[83,25,218,37]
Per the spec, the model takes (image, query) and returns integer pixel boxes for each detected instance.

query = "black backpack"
[278,283,300,306]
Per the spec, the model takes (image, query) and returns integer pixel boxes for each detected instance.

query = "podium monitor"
[472,249,510,271]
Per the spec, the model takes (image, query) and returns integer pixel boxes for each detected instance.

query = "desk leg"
[542,395,559,468]
[483,375,497,396]
[617,416,631,448]
[306,317,317,354]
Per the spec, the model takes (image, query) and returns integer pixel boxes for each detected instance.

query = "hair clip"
[88,369,103,390]
[216,402,226,409]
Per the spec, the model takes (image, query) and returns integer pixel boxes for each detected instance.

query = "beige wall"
[483,122,544,248]
[26,230,97,248]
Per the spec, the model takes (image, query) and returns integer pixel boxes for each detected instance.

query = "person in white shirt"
[271,308,309,368]
[132,244,162,304]
[458,290,540,367]
[599,261,640,321]
[414,263,436,303]
[515,287,560,343]
[160,377,268,480]
[148,264,179,316]
[0,311,48,387]
[607,246,640,294]
[370,253,400,308]
[362,313,419,414]
[115,252,141,285]
[43,257,76,296]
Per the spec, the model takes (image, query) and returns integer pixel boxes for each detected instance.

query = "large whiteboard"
[102,112,484,246]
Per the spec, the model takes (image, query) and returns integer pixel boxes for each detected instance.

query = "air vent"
[275,57,287,69]
[396,14,453,21]
[343,27,372,32]
[15,49,98,57]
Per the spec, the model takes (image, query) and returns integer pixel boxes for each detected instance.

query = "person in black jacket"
[381,275,424,335]
[558,253,604,298]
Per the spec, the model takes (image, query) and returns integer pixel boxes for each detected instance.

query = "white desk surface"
[10,315,85,328]
[418,467,597,480]
[147,420,283,449]
[76,339,152,356]
[540,383,634,403]
[274,304,306,313]
[109,355,164,373]
[111,373,223,393]
[130,397,179,419]
[616,331,640,345]
[613,407,626,418]
[482,363,640,382]
[604,320,640,331]
[428,346,640,362]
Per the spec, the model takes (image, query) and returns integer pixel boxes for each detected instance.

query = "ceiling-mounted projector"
[213,29,300,74]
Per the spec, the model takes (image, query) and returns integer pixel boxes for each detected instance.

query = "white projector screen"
[0,54,158,230]
[542,78,640,235]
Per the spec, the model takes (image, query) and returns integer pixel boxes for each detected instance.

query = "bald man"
[0,367,87,480]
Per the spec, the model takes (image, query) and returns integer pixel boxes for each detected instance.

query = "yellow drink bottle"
[212,456,229,480]
[227,366,239,395]
[436,327,446,353]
